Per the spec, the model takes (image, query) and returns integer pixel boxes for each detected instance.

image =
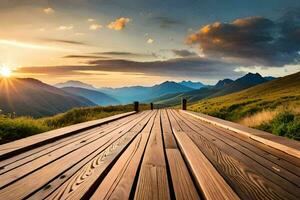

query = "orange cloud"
[107,17,130,30]
[186,15,300,66]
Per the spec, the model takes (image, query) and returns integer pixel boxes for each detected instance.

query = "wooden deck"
[0,109,299,200]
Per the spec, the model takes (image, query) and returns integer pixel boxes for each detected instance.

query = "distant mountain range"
[61,87,120,106]
[152,73,275,106]
[0,78,95,117]
[189,71,300,122]
[55,80,96,90]
[0,74,277,117]
[177,80,205,89]
[98,81,194,103]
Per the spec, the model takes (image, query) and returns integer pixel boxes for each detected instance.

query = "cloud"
[107,17,130,30]
[172,49,197,57]
[87,18,95,22]
[41,38,88,46]
[93,51,154,57]
[89,23,102,30]
[150,16,183,28]
[63,55,108,59]
[187,12,300,66]
[58,25,74,30]
[147,38,154,44]
[17,57,241,79]
[43,7,55,15]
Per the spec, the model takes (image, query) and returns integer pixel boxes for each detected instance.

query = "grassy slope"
[188,71,300,140]
[0,104,150,144]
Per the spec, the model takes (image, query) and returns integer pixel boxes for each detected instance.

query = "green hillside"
[189,71,300,140]
[152,73,269,106]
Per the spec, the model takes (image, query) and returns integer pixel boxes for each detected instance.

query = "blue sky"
[0,0,300,87]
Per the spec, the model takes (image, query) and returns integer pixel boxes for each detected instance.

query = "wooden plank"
[134,110,170,200]
[90,111,156,200]
[42,111,155,200]
[172,129,239,200]
[0,111,152,200]
[166,149,200,200]
[0,111,136,160]
[180,112,300,187]
[198,119,300,170]
[0,112,143,175]
[0,112,140,168]
[164,109,200,200]
[185,112,300,168]
[0,111,150,188]
[161,109,177,149]
[171,110,299,200]
[181,110,300,159]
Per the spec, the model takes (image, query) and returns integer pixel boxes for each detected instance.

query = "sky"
[0,0,300,87]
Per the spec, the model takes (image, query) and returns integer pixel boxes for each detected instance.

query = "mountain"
[189,71,300,121]
[55,80,96,90]
[61,87,120,106]
[151,73,270,106]
[0,78,95,117]
[150,81,193,96]
[99,81,194,103]
[264,76,277,81]
[178,80,205,89]
[214,79,234,89]
[212,73,268,97]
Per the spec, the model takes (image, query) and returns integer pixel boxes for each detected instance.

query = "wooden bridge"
[0,109,299,200]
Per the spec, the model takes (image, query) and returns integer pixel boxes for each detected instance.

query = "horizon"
[0,1,300,87]
[1,71,281,89]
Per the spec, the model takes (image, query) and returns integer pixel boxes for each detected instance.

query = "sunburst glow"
[0,66,12,77]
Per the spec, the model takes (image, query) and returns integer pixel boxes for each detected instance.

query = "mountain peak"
[178,80,205,89]
[215,78,234,88]
[55,80,96,90]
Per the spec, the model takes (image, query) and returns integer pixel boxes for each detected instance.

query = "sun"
[0,66,12,77]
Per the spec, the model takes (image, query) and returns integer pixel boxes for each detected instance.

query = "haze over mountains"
[61,87,120,106]
[152,73,274,106]
[0,73,278,117]
[0,78,95,117]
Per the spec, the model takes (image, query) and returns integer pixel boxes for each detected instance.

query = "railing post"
[182,98,187,110]
[134,101,139,112]
[150,102,154,110]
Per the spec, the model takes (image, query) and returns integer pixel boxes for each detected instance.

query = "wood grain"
[0,111,152,200]
[161,109,177,149]
[90,111,156,200]
[166,149,200,200]
[172,126,239,199]
[0,112,143,176]
[0,111,136,160]
[181,110,300,159]
[171,110,299,200]
[181,112,300,186]
[134,110,170,200]
[1,109,300,200]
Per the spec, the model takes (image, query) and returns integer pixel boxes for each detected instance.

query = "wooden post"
[182,98,187,110]
[134,101,139,112]
[150,102,154,110]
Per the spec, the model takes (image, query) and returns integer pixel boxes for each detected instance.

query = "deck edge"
[0,111,137,160]
[181,110,300,159]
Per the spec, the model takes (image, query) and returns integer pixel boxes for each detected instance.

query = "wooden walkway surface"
[0,109,299,200]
